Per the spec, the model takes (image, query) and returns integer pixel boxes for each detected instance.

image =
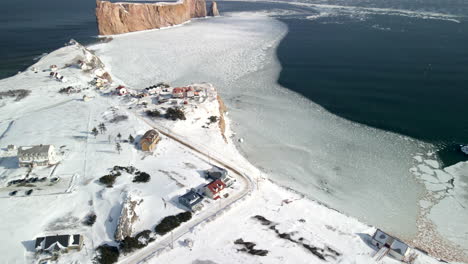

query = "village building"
[145,86,160,95]
[35,234,84,252]
[371,229,411,261]
[172,87,195,98]
[140,129,161,152]
[206,167,235,187]
[172,87,185,98]
[203,179,227,200]
[186,87,195,98]
[7,144,16,152]
[179,189,204,211]
[116,85,128,96]
[17,145,58,168]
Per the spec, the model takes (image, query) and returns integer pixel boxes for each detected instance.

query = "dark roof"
[141,129,159,142]
[35,235,70,251]
[72,234,81,245]
[180,190,202,206]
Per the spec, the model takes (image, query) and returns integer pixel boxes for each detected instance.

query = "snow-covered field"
[0,9,466,264]
[89,9,468,261]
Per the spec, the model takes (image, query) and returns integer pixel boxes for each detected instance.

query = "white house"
[18,145,58,168]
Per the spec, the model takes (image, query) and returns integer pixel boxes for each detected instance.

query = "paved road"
[118,111,255,264]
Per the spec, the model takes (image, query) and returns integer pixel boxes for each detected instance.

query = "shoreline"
[0,9,466,262]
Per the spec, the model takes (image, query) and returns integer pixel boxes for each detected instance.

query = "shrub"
[133,172,150,183]
[83,213,97,226]
[135,230,153,243]
[176,211,192,222]
[165,107,186,121]
[99,174,117,188]
[95,244,119,264]
[146,109,161,118]
[154,212,192,236]
[119,236,145,254]
[109,115,128,123]
[208,116,218,123]
[154,215,180,236]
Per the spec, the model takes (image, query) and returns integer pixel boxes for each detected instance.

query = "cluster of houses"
[178,166,235,212]
[113,83,214,104]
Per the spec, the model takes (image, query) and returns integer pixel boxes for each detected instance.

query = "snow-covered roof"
[180,190,202,205]
[141,129,160,143]
[461,145,468,155]
[18,145,53,157]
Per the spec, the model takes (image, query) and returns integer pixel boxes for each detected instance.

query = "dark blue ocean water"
[1,0,467,165]
[0,0,97,79]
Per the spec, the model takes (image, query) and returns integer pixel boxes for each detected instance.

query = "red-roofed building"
[172,87,186,98]
[203,179,227,200]
[172,87,195,98]
[116,85,128,96]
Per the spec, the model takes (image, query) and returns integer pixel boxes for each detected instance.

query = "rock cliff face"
[96,0,213,35]
[208,1,219,17]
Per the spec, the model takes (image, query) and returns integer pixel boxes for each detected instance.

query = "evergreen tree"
[92,127,99,138]
[99,123,107,134]
[116,142,122,154]
[129,134,135,144]
[117,133,122,142]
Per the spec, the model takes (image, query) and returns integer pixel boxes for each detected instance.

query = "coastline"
[89,12,468,261]
[0,9,467,263]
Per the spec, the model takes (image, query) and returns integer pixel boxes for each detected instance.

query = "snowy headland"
[0,11,465,264]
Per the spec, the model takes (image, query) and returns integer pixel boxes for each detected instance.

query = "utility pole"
[170,231,174,249]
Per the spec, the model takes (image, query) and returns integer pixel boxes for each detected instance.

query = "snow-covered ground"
[89,10,468,262]
[0,9,466,264]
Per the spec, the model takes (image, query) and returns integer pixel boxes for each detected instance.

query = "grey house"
[206,167,235,187]
[179,189,204,211]
[35,234,83,252]
[371,229,410,261]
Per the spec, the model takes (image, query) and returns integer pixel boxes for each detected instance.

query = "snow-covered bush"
[95,244,120,264]
[133,171,150,183]
[154,212,192,235]
[83,212,97,226]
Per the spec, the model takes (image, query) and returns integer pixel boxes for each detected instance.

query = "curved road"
[118,110,256,264]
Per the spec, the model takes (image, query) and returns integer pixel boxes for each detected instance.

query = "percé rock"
[207,1,219,17]
[96,0,215,35]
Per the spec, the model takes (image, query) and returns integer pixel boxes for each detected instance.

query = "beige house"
[140,130,161,152]
[18,145,58,168]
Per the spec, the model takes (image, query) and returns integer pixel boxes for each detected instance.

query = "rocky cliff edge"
[96,0,219,35]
